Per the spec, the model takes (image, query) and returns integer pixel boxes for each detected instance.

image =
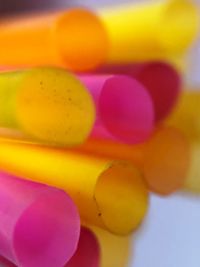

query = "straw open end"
[99,76,154,144]
[136,62,181,122]
[13,190,80,267]
[143,127,190,195]
[94,161,149,235]
[160,0,199,52]
[56,8,108,71]
[15,67,95,146]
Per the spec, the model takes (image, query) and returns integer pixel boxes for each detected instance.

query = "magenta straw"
[79,75,154,144]
[0,172,80,267]
[66,227,100,267]
[94,62,181,122]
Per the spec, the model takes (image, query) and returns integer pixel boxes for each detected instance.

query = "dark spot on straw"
[98,213,102,217]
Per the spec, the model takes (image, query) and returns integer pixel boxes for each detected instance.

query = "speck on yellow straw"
[0,67,95,146]
[0,139,149,235]
[99,0,198,63]
[91,226,131,267]
[168,91,200,141]
[0,8,108,71]
[77,127,190,195]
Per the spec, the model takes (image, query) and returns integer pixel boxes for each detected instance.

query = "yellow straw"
[99,0,198,63]
[0,67,95,146]
[0,139,149,235]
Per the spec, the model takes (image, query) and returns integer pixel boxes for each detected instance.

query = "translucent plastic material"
[66,228,100,267]
[0,67,95,146]
[0,9,108,71]
[168,91,200,141]
[0,139,149,235]
[77,127,190,195]
[91,226,131,267]
[80,75,154,143]
[94,62,181,122]
[99,0,198,63]
[0,172,80,267]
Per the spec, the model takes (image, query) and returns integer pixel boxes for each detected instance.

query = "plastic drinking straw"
[0,8,108,71]
[0,138,148,235]
[99,0,198,63]
[168,91,200,141]
[184,142,200,194]
[0,171,80,267]
[91,226,131,267]
[79,75,154,144]
[0,67,95,146]
[93,62,181,122]
[76,126,190,195]
[66,227,100,267]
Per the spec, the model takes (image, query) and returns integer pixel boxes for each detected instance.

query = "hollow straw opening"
[143,127,190,195]
[15,67,95,146]
[98,75,154,143]
[136,62,182,122]
[13,190,80,267]
[94,161,149,235]
[66,228,100,267]
[160,0,198,52]
[56,8,108,71]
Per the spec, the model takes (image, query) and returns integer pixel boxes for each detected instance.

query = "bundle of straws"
[0,0,199,266]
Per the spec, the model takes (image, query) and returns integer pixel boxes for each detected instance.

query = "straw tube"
[99,0,198,63]
[93,62,182,122]
[91,226,131,267]
[0,67,95,146]
[66,227,100,267]
[0,8,108,71]
[80,75,154,144]
[76,127,190,195]
[0,139,149,235]
[168,91,200,141]
[0,172,80,267]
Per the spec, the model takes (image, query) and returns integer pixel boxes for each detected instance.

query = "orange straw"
[77,127,190,195]
[0,8,108,71]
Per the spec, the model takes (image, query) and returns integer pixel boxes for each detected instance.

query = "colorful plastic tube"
[184,142,200,194]
[0,8,108,71]
[80,75,154,143]
[0,171,80,267]
[0,139,149,235]
[168,91,200,141]
[0,67,95,146]
[76,127,190,195]
[99,0,198,63]
[93,62,181,122]
[66,228,100,267]
[91,226,131,267]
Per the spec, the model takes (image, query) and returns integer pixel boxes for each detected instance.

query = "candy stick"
[0,171,80,267]
[0,8,108,71]
[99,0,198,63]
[0,139,148,235]
[93,62,181,122]
[80,75,154,143]
[66,228,100,267]
[76,127,190,195]
[91,226,131,267]
[0,67,95,146]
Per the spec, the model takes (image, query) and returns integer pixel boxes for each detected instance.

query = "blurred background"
[0,1,199,267]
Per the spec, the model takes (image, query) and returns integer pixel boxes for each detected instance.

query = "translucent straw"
[0,172,80,267]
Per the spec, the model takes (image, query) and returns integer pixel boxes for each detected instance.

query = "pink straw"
[0,172,80,267]
[79,75,154,144]
[66,227,100,267]
[93,62,181,122]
